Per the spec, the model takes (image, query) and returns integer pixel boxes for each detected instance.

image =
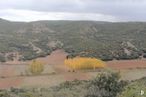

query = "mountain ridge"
[0,18,146,62]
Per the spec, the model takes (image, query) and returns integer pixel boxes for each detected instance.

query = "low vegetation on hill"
[119,77,146,97]
[0,19,146,62]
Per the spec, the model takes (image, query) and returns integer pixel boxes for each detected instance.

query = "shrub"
[64,57,106,70]
[0,91,9,97]
[0,54,6,62]
[143,53,146,58]
[29,60,44,75]
[85,72,128,97]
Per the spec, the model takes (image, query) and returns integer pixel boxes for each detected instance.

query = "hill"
[0,18,146,62]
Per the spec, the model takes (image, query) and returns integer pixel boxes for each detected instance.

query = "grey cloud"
[0,0,146,21]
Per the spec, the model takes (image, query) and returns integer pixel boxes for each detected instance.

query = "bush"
[29,60,44,75]
[0,91,9,97]
[64,57,106,70]
[85,72,128,97]
[0,54,6,62]
[143,53,146,58]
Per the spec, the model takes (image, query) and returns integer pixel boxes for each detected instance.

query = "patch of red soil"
[0,65,15,77]
[107,59,146,70]
[53,64,69,73]
[0,64,23,89]
[64,72,90,81]
[36,49,68,65]
[0,77,23,89]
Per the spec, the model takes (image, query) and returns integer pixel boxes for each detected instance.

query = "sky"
[0,0,146,22]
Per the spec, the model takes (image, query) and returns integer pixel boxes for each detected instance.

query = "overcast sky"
[0,0,146,22]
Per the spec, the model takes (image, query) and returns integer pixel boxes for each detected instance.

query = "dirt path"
[29,42,42,54]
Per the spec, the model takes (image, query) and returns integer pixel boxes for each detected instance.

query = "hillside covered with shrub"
[0,18,146,62]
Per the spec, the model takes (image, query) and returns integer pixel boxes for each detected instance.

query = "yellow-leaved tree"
[29,60,44,75]
[64,57,106,70]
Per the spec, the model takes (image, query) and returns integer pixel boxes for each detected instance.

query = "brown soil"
[63,72,91,81]
[35,49,68,65]
[0,77,23,89]
[107,59,146,70]
[1,50,146,89]
[0,66,15,77]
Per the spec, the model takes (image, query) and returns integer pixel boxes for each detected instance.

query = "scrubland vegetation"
[119,77,146,97]
[0,19,146,62]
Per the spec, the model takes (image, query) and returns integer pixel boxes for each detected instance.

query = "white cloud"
[0,9,118,22]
